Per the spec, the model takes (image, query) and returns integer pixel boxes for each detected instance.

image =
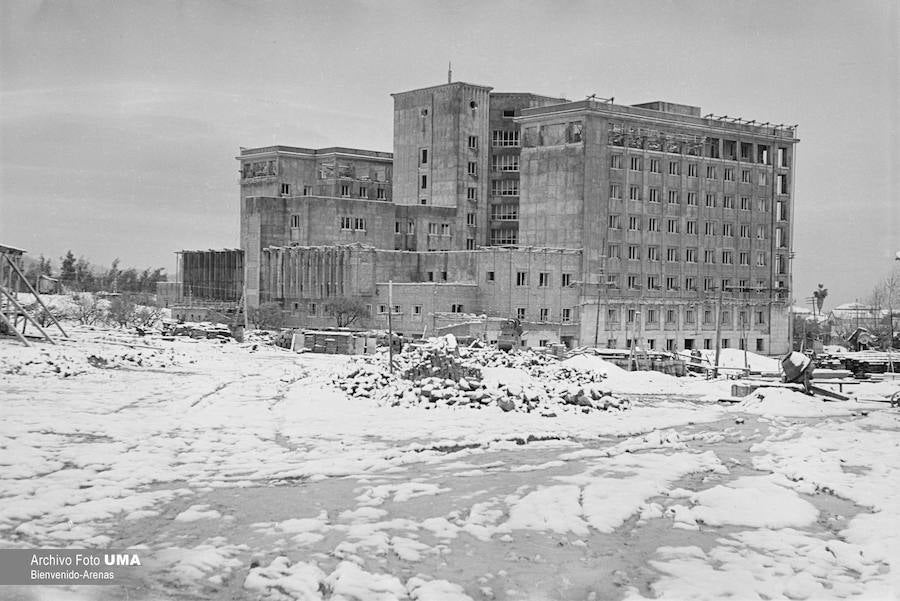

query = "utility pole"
[713,286,723,378]
[741,309,748,371]
[388,280,394,374]
[591,259,607,347]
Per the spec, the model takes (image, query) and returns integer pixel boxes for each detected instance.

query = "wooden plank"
[808,384,850,401]
[0,305,31,346]
[3,255,68,338]
[0,287,55,344]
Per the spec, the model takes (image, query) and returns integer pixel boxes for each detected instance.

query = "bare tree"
[866,270,900,349]
[324,297,368,328]
[250,302,285,330]
[24,301,66,328]
[71,293,106,325]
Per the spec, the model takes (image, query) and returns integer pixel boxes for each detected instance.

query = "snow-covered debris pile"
[399,342,482,382]
[541,364,607,386]
[1,344,193,378]
[333,361,395,399]
[382,376,629,415]
[332,335,629,415]
[458,346,558,375]
[163,321,233,340]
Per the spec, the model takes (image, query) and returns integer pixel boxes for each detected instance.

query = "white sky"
[1,0,897,308]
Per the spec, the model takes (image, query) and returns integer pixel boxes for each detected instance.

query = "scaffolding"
[0,244,68,346]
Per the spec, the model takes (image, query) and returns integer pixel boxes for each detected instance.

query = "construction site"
[2,88,899,600]
[166,80,799,357]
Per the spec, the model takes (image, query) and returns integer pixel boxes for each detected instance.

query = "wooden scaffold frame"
[0,243,69,346]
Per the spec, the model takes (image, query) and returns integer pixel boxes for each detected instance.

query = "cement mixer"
[781,351,852,400]
[781,351,814,394]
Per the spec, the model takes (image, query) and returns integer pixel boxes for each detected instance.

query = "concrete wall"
[177,249,243,302]
[258,244,584,347]
[518,135,585,250]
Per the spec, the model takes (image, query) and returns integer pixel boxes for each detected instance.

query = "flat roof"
[238,146,392,160]
[491,92,569,102]
[176,248,242,254]
[0,243,26,254]
[391,81,493,96]
[263,243,582,255]
[518,99,798,140]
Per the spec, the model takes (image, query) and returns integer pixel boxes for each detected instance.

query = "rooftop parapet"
[518,99,798,140]
[238,146,392,160]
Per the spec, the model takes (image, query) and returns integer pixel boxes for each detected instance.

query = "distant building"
[181,81,799,353]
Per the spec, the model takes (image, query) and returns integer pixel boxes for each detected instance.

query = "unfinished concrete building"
[181,80,798,353]
[515,99,798,352]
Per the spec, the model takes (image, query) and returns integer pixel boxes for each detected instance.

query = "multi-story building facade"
[183,80,798,353]
[515,99,798,352]
[239,146,393,202]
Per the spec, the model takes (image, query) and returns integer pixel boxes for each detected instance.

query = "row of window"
[608,337,766,352]
[492,130,520,147]
[514,307,573,322]
[306,302,454,319]
[373,304,576,323]
[606,244,787,275]
[492,155,519,172]
[490,228,518,245]
[279,183,387,199]
[612,246,769,265]
[608,274,786,292]
[338,217,367,231]
[609,305,767,327]
[426,223,452,236]
[335,184,386,199]
[485,270,574,288]
[610,185,788,212]
[611,155,788,189]
[620,274,780,292]
[490,204,518,221]
[376,303,468,315]
[608,216,787,240]
[303,301,768,331]
[492,180,519,196]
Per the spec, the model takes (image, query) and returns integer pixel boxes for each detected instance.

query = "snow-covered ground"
[1,327,899,600]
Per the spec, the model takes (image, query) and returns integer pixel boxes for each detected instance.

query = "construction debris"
[162,320,234,340]
[332,335,630,416]
[2,345,192,377]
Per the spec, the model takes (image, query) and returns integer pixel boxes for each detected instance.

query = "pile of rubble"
[381,377,629,415]
[333,362,395,399]
[455,346,558,375]
[162,321,233,340]
[2,345,192,378]
[332,335,630,415]
[399,344,482,382]
[86,347,191,370]
[542,364,607,386]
